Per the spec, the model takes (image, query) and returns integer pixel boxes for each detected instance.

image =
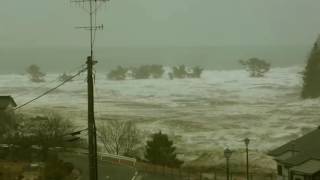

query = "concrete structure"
[269,127,320,180]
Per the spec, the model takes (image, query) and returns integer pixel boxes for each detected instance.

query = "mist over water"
[0,45,309,74]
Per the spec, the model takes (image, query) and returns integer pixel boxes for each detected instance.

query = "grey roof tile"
[269,127,320,166]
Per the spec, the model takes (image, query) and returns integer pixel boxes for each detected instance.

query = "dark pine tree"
[145,131,183,168]
[302,39,320,99]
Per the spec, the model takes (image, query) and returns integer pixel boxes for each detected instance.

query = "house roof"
[291,160,320,175]
[0,96,17,109]
[269,127,320,166]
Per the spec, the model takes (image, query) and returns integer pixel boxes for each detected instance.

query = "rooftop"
[269,126,320,166]
[0,96,17,109]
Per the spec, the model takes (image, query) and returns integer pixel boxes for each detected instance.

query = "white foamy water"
[1,66,319,162]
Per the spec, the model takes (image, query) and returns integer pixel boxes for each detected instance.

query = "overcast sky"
[1,0,320,47]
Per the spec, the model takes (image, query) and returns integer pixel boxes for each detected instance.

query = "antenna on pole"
[70,0,109,180]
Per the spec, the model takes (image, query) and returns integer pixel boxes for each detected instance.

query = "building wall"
[292,174,305,180]
[313,171,320,180]
[277,163,290,180]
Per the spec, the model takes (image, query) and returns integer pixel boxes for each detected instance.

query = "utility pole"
[224,148,232,180]
[70,0,109,179]
[244,138,250,180]
[87,55,98,180]
[88,0,97,178]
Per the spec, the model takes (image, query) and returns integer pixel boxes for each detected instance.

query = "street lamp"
[224,148,232,180]
[244,138,250,180]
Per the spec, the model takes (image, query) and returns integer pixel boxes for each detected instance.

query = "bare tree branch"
[97,120,140,156]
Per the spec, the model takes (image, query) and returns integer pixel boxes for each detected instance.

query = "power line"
[64,128,89,137]
[14,67,87,110]
[14,63,87,99]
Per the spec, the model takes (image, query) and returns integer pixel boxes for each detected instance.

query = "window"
[277,165,283,176]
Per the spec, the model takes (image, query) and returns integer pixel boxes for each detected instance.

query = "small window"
[277,165,283,175]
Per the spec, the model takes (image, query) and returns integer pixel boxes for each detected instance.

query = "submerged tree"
[107,66,128,80]
[132,65,165,79]
[132,65,151,79]
[97,120,140,156]
[190,66,204,78]
[149,65,165,78]
[172,65,187,79]
[301,38,320,99]
[171,65,203,79]
[26,64,46,82]
[239,58,271,77]
[145,131,183,168]
[108,65,165,80]
[58,73,73,82]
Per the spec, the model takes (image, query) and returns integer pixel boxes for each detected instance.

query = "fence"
[68,149,277,180]
[99,152,137,167]
[112,159,277,180]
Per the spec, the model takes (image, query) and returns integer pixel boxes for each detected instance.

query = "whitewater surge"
[1,66,319,162]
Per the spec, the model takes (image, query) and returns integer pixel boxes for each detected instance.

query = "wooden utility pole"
[244,138,250,180]
[87,55,98,180]
[70,0,108,179]
[88,0,97,179]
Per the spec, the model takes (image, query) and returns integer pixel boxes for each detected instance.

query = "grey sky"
[1,0,320,47]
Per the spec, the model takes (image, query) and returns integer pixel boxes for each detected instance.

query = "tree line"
[25,64,74,83]
[25,60,273,83]
[108,65,165,80]
[107,65,204,80]
[24,47,320,100]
